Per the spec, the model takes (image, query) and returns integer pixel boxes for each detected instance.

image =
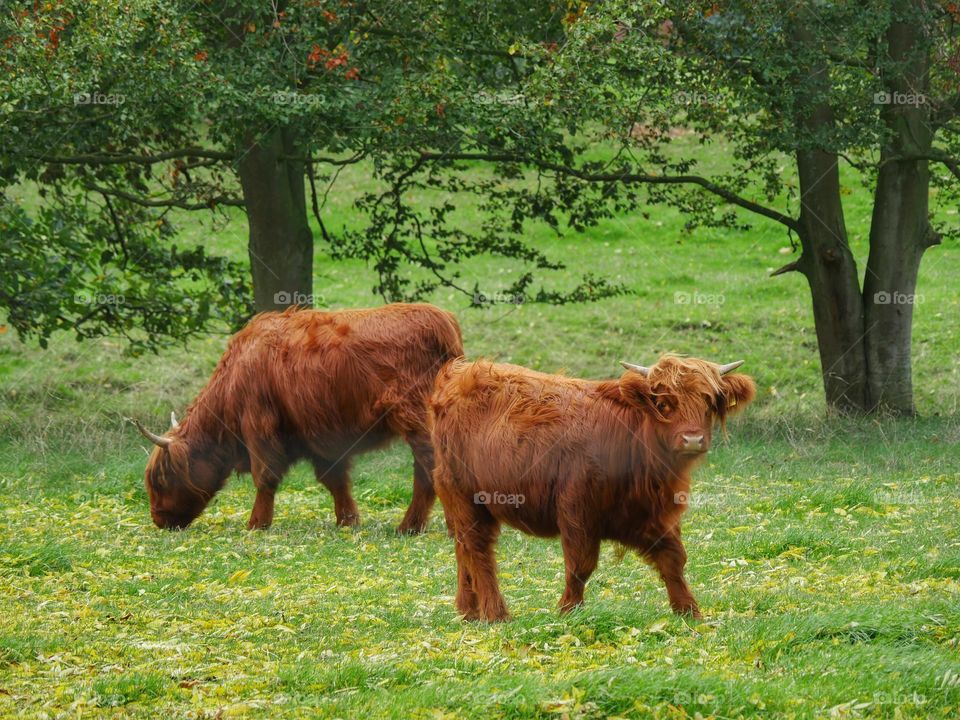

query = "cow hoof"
[247,520,272,531]
[396,522,428,535]
[336,514,360,528]
[464,612,510,623]
[477,601,510,622]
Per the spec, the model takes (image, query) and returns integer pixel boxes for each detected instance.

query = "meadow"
[1,151,959,718]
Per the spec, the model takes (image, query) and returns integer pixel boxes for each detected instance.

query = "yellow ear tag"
[729,398,737,407]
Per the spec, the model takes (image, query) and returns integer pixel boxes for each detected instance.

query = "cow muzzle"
[680,434,706,454]
[151,508,196,530]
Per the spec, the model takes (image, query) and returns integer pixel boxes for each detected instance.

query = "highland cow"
[429,355,755,621]
[135,303,463,532]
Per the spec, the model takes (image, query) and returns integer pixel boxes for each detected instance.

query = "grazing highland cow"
[429,355,755,621]
[135,304,463,533]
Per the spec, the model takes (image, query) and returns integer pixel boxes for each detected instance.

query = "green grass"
[1,147,959,718]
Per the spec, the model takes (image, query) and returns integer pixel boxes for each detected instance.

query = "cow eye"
[655,399,672,415]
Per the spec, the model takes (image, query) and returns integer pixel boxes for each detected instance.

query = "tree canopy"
[361,0,959,413]
[1,0,619,352]
[2,0,958,411]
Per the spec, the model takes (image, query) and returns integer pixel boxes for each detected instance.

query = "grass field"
[1,154,959,718]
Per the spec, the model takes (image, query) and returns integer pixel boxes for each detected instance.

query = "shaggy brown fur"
[429,355,755,621]
[142,303,463,532]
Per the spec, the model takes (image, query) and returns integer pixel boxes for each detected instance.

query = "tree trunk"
[237,127,313,311]
[862,154,931,415]
[861,15,938,415]
[794,146,870,413]
[787,16,870,413]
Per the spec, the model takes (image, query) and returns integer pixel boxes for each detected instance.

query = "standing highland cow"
[135,303,462,532]
[429,355,755,621]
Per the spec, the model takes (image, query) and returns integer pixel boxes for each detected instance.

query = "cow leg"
[446,496,508,622]
[645,529,701,618]
[248,454,288,530]
[249,485,276,530]
[397,434,437,534]
[558,529,601,613]
[453,533,480,619]
[459,514,508,622]
[314,460,359,527]
[432,461,479,616]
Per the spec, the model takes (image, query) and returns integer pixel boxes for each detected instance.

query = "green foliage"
[0,194,252,353]
[2,0,958,417]
[1,0,421,346]
[356,0,959,291]
[1,0,261,349]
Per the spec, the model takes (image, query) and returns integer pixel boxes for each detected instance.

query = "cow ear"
[720,373,756,416]
[619,371,654,410]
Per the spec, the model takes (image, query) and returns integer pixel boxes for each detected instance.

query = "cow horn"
[170,411,180,430]
[718,360,745,375]
[133,419,172,448]
[621,361,651,377]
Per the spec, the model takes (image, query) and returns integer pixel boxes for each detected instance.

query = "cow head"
[134,413,228,529]
[619,356,755,459]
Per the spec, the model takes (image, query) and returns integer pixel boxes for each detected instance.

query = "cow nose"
[681,434,705,452]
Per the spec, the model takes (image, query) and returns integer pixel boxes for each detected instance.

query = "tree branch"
[99,192,130,268]
[84,183,245,210]
[887,150,960,181]
[770,259,801,277]
[306,161,332,244]
[934,91,960,125]
[929,153,960,181]
[415,151,803,233]
[279,151,367,166]
[824,48,874,72]
[27,147,235,166]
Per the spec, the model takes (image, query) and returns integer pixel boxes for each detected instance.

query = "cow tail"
[436,310,465,362]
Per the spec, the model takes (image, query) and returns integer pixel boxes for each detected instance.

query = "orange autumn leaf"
[324,51,348,70]
[307,44,328,68]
